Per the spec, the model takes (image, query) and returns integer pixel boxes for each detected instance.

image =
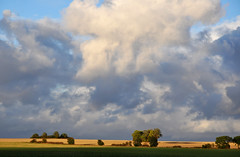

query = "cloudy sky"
[0,0,240,141]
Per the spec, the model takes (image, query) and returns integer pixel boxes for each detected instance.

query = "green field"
[0,147,239,157]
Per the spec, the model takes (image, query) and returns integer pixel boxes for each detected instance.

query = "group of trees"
[31,131,68,139]
[30,131,74,145]
[132,128,162,147]
[215,136,240,149]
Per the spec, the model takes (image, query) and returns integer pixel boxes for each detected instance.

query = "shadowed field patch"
[0,147,239,157]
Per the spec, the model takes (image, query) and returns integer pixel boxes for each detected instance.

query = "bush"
[111,141,132,146]
[67,137,75,144]
[97,139,104,146]
[42,138,47,143]
[31,133,39,138]
[30,139,37,143]
[202,143,212,149]
[173,146,182,148]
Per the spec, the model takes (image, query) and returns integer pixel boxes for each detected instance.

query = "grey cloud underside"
[0,0,240,140]
[0,16,75,106]
[213,27,240,73]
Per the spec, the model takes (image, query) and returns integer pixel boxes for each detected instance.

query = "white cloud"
[209,16,240,41]
[63,0,224,81]
[191,118,240,133]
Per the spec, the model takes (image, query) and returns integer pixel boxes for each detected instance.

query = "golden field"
[0,138,238,149]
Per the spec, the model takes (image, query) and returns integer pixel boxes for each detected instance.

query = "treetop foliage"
[31,133,39,138]
[132,128,162,147]
[30,131,68,139]
[215,136,232,149]
[53,131,60,138]
[60,133,68,138]
[42,132,47,138]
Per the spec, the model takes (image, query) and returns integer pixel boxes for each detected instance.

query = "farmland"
[0,147,239,157]
[0,138,238,148]
[0,139,239,157]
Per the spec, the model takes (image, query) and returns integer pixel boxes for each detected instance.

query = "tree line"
[31,131,68,139]
[29,130,240,149]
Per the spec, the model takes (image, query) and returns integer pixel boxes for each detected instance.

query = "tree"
[53,131,59,138]
[141,130,150,142]
[202,143,213,149]
[148,130,159,147]
[148,135,158,147]
[31,133,39,138]
[67,137,75,144]
[233,136,240,149]
[152,128,162,139]
[215,136,232,149]
[60,133,68,138]
[132,128,162,147]
[132,130,143,146]
[41,132,47,138]
[97,139,104,146]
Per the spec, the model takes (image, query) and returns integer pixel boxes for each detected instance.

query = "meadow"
[0,147,240,157]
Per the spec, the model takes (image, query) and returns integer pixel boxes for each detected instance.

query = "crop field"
[0,139,239,157]
[0,138,238,148]
[0,147,239,157]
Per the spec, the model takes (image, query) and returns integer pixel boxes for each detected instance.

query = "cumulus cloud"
[0,0,240,141]
[63,0,224,80]
[209,16,240,41]
[0,12,76,107]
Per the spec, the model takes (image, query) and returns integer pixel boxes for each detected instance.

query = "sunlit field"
[0,139,238,148]
[0,139,239,157]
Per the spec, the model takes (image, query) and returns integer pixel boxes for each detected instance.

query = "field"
[0,138,238,148]
[0,139,239,157]
[1,147,240,157]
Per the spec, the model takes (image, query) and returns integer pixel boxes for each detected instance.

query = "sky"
[0,0,240,141]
